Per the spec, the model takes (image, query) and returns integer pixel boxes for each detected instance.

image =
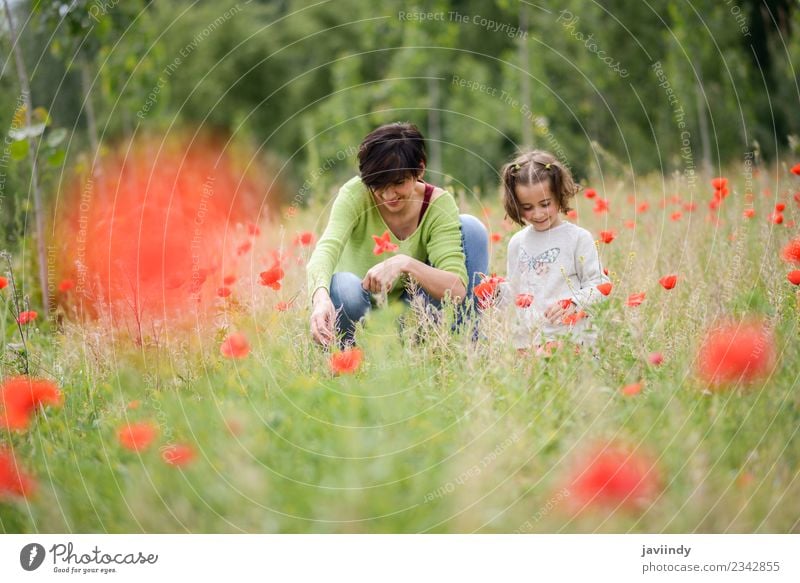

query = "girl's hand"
[310,290,336,346]
[362,255,409,294]
[544,298,575,325]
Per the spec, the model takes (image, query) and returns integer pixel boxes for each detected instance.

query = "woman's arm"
[361,254,466,301]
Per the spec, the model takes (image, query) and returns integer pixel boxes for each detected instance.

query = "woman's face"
[372,175,419,213]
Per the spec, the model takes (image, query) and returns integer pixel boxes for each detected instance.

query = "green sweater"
[306,176,468,303]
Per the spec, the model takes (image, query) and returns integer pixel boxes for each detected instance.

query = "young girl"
[500,150,610,350]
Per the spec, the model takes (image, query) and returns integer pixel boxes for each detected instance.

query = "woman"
[307,122,488,346]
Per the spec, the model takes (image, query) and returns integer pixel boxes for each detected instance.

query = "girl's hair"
[501,150,579,226]
[358,122,427,192]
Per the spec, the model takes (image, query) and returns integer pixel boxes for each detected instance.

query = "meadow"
[1,164,799,534]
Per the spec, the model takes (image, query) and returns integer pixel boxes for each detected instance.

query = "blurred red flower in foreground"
[220,332,250,359]
[743,209,755,219]
[17,311,37,325]
[584,188,597,199]
[515,293,534,308]
[697,320,774,387]
[0,276,7,290]
[117,422,158,452]
[788,270,800,285]
[621,382,643,396]
[567,444,660,511]
[259,263,285,290]
[0,448,36,499]
[791,163,800,175]
[593,198,609,214]
[58,279,75,293]
[781,237,800,264]
[293,231,316,247]
[161,444,196,467]
[626,292,646,307]
[648,352,664,366]
[0,376,63,431]
[329,348,363,375]
[658,274,678,290]
[217,286,232,298]
[596,283,613,296]
[372,230,399,255]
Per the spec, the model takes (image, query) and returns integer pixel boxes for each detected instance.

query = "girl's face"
[372,175,420,214]
[515,181,562,231]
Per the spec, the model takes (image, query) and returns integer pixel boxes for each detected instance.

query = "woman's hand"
[310,289,336,346]
[362,255,409,294]
[544,298,575,325]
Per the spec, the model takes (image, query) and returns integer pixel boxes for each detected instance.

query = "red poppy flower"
[566,444,660,511]
[596,283,613,296]
[683,202,697,212]
[17,311,37,325]
[584,188,597,199]
[603,268,609,276]
[220,332,250,359]
[246,223,261,236]
[490,232,502,243]
[593,198,609,214]
[217,286,232,298]
[697,320,774,387]
[293,231,316,247]
[58,279,75,293]
[648,352,664,366]
[566,210,578,220]
[782,237,800,264]
[259,263,285,290]
[372,230,399,255]
[670,211,682,221]
[788,270,800,285]
[711,177,728,191]
[791,163,800,176]
[624,220,636,229]
[0,376,63,431]
[709,198,721,211]
[0,276,7,290]
[559,298,574,310]
[658,274,678,290]
[117,422,157,452]
[626,292,646,307]
[562,310,586,326]
[474,274,505,307]
[236,240,252,256]
[127,400,140,410]
[743,209,755,219]
[636,202,649,214]
[598,230,616,244]
[161,443,196,467]
[775,203,786,212]
[223,275,236,285]
[0,448,36,499]
[769,212,783,225]
[329,347,363,375]
[275,301,292,311]
[515,293,534,308]
[621,382,643,396]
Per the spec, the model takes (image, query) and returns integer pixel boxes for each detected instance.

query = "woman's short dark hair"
[358,122,427,191]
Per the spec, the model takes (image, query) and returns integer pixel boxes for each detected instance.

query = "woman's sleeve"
[572,229,611,308]
[425,196,468,287]
[305,181,362,304]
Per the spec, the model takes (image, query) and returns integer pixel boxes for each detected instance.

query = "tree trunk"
[519,2,532,148]
[427,73,442,182]
[3,0,49,311]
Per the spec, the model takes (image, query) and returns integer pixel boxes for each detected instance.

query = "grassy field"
[1,166,799,533]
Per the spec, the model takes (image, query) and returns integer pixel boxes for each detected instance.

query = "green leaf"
[10,139,28,160]
[47,149,66,167]
[46,128,68,148]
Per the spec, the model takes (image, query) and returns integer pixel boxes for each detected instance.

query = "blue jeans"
[329,214,489,345]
